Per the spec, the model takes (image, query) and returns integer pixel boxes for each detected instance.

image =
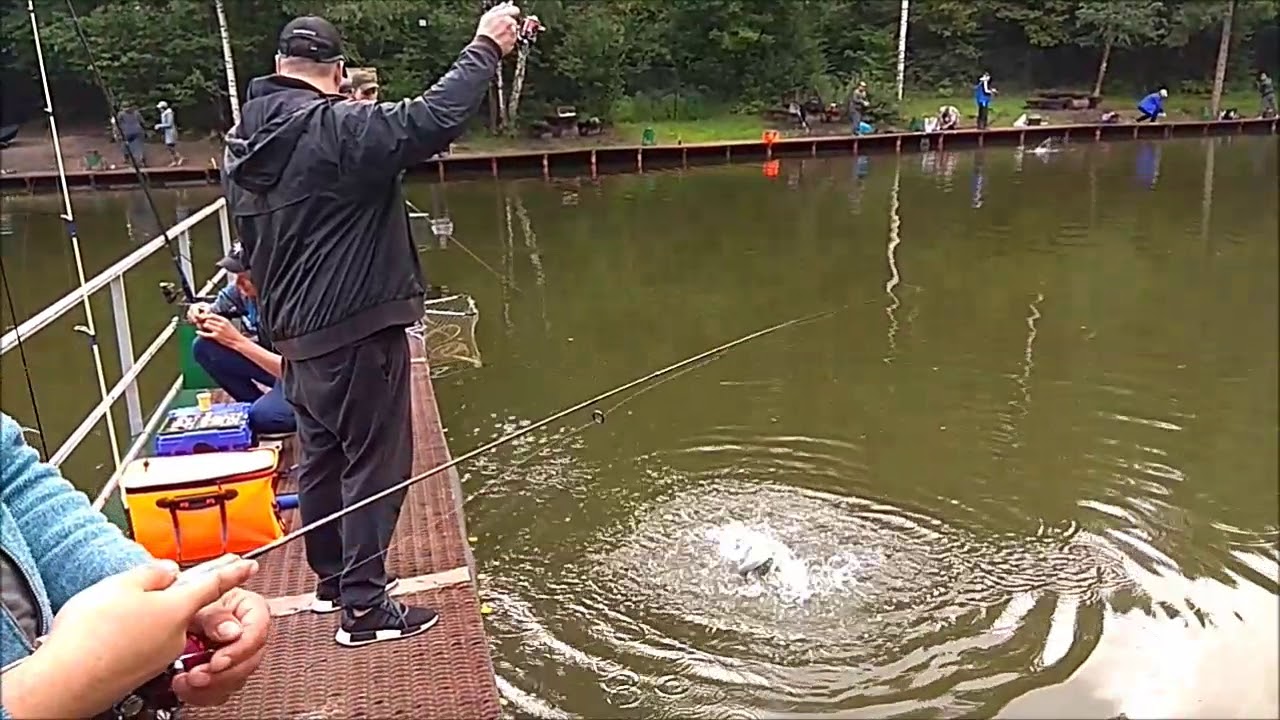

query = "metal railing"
[1,197,233,509]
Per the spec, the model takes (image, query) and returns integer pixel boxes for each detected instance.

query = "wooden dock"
[187,335,500,720]
[2,117,1275,194]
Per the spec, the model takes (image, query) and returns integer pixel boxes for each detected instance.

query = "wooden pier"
[2,117,1275,194]
[187,335,500,720]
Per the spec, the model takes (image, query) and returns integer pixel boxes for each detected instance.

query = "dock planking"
[186,333,499,720]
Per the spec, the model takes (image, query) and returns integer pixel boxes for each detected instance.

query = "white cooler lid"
[121,448,278,491]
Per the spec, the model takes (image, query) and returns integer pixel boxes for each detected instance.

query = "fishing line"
[405,199,518,292]
[463,356,712,506]
[0,250,49,458]
[298,356,706,591]
[58,0,197,303]
[306,353,718,592]
[240,306,841,565]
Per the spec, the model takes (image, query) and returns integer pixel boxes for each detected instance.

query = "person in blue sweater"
[1136,87,1168,123]
[974,72,998,129]
[0,413,269,719]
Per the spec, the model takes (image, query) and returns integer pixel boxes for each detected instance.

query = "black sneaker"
[311,576,401,614]
[335,599,439,647]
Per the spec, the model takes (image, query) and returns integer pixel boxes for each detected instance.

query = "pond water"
[2,136,1277,718]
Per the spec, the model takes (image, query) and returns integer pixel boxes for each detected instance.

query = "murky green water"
[2,137,1277,718]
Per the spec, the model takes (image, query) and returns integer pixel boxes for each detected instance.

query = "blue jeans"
[192,337,295,435]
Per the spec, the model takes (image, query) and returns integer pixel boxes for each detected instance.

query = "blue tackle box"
[154,402,253,456]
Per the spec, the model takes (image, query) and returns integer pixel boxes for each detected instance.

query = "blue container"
[154,402,253,456]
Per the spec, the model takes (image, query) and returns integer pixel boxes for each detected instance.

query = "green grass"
[610,116,771,144]
[452,115,772,153]
[451,90,1269,155]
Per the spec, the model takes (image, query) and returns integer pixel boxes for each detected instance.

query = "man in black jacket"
[222,7,520,647]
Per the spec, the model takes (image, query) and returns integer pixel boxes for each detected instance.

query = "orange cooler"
[120,447,284,565]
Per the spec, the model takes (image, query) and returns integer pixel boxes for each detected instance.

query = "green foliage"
[2,0,1277,130]
[1075,1,1167,49]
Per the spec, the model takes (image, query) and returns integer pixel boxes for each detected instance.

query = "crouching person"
[187,245,295,436]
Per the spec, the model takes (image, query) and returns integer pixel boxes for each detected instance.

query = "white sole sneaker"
[310,577,401,614]
[334,612,439,648]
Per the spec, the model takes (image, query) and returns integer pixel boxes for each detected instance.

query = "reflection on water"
[2,137,1277,718]
[1135,142,1162,190]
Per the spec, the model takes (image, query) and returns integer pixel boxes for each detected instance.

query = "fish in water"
[1032,137,1065,154]
[734,540,775,578]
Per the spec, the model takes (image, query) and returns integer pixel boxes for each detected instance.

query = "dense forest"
[1,0,1277,132]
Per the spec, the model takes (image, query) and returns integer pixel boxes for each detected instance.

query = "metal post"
[177,205,194,287]
[217,203,233,255]
[109,276,144,436]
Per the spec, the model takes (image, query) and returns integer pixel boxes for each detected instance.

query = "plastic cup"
[196,391,213,412]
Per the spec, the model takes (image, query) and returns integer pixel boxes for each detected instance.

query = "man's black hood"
[224,75,336,194]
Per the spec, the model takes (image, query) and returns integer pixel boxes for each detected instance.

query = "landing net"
[408,293,482,378]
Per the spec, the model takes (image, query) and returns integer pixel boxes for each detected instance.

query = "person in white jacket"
[155,100,185,166]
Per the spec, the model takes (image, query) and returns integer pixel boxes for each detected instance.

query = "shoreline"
[1,117,1275,194]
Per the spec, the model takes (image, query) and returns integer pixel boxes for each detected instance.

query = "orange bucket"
[762,130,780,145]
[121,448,283,565]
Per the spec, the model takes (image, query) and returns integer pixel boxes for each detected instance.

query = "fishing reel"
[159,281,215,314]
[517,15,545,46]
[472,1,546,47]
[159,282,183,306]
[104,636,214,720]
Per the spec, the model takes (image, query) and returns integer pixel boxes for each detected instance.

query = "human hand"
[36,557,258,718]
[197,313,246,350]
[174,587,270,706]
[476,2,521,56]
[186,302,214,323]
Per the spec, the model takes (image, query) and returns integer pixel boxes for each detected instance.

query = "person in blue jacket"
[1137,87,1168,123]
[974,72,998,129]
[186,245,296,437]
[0,413,269,719]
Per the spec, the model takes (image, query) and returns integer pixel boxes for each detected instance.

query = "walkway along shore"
[2,117,1275,194]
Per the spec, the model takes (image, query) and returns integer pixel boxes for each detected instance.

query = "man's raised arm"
[346,4,521,172]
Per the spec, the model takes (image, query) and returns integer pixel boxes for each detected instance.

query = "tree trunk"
[895,0,909,101]
[213,0,241,128]
[487,81,498,132]
[507,45,530,133]
[1210,0,1236,118]
[1092,40,1112,98]
[494,69,508,130]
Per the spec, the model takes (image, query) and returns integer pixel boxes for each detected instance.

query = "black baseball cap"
[277,16,345,63]
[216,244,248,274]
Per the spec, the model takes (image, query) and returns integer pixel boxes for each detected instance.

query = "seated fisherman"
[187,245,294,436]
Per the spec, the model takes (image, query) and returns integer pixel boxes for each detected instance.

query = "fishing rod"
[0,249,48,458]
[25,0,122,464]
[57,0,197,304]
[175,307,840,582]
